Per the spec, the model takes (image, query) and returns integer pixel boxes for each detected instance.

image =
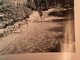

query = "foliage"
[26,0,36,10]
[0,0,33,22]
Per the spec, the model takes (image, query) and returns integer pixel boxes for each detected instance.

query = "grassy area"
[0,19,75,55]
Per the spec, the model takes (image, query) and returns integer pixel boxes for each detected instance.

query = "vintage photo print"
[0,0,75,55]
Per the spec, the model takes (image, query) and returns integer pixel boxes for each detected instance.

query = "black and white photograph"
[0,0,75,55]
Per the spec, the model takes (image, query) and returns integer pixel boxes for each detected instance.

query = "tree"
[26,0,36,10]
